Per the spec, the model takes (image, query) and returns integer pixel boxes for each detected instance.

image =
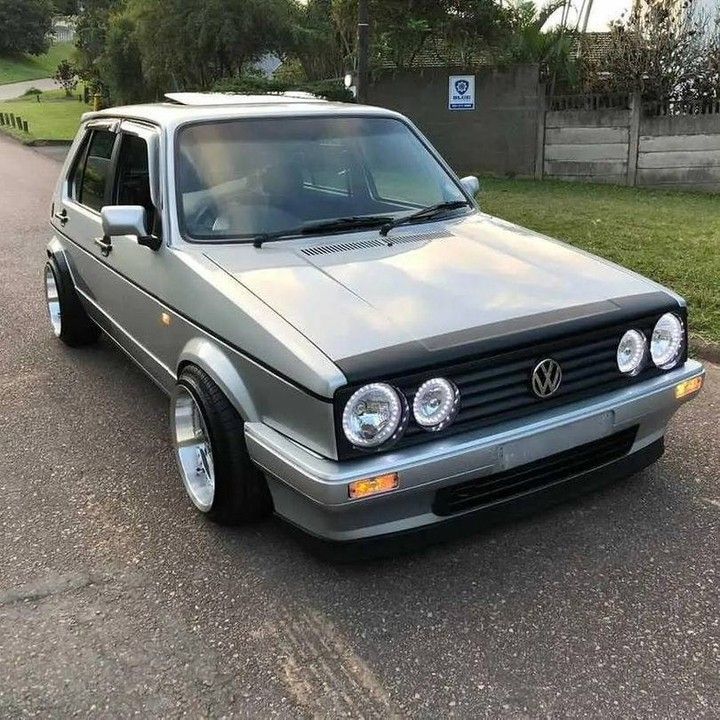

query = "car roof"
[81,92,405,130]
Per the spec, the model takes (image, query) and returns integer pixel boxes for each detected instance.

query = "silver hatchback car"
[45,92,705,545]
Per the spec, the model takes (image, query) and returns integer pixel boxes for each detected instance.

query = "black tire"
[174,365,273,524]
[45,255,99,347]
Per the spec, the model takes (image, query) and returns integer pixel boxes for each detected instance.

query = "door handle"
[94,236,112,257]
[54,209,68,225]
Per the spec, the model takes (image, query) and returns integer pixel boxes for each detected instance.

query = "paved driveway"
[0,78,56,100]
[0,134,718,718]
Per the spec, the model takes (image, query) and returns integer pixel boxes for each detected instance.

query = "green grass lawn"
[0,88,85,141]
[480,178,720,344]
[0,43,75,85]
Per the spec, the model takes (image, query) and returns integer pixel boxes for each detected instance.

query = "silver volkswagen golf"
[45,92,705,544]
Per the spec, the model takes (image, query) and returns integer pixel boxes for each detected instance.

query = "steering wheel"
[192,201,221,234]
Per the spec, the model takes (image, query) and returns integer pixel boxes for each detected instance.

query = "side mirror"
[101,205,161,251]
[460,175,480,197]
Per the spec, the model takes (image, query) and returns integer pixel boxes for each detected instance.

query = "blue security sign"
[448,75,475,111]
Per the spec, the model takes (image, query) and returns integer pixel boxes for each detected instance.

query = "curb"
[689,335,720,365]
[0,128,72,147]
[26,139,73,147]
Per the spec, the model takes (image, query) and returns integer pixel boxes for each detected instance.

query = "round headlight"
[412,377,460,432]
[617,329,647,376]
[342,383,407,448]
[651,313,684,370]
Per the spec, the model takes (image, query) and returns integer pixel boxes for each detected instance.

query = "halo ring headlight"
[651,313,685,370]
[342,383,407,449]
[617,329,647,376]
[412,377,460,432]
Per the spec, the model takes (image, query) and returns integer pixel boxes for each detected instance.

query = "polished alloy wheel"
[45,265,62,337]
[173,386,215,512]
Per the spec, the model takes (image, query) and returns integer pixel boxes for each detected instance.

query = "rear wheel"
[44,256,99,346]
[171,365,272,524]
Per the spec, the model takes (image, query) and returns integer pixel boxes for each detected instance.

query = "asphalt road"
[0,78,56,101]
[0,133,718,719]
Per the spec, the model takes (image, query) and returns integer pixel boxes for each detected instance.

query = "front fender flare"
[177,338,259,422]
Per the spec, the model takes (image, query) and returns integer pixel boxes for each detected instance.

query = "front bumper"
[246,360,705,542]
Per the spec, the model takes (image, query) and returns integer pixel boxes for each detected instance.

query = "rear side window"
[75,129,116,212]
[303,143,352,196]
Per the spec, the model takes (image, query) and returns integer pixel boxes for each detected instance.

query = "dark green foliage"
[293,0,513,79]
[53,0,79,14]
[74,0,123,90]
[98,14,147,103]
[127,0,297,91]
[496,1,581,94]
[212,76,354,103]
[53,58,78,96]
[0,0,54,56]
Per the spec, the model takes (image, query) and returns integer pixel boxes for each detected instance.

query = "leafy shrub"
[54,59,78,97]
[212,75,354,103]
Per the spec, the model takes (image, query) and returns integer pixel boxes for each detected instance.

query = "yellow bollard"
[93,93,102,111]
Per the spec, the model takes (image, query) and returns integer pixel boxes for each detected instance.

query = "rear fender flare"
[47,236,73,277]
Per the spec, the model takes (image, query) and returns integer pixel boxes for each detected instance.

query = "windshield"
[175,116,469,242]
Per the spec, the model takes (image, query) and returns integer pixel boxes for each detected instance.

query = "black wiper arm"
[379,200,472,237]
[253,215,392,248]
[302,215,393,234]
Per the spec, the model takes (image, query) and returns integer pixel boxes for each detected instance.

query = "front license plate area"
[499,411,615,472]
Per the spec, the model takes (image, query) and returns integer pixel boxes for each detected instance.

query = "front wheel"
[171,365,273,524]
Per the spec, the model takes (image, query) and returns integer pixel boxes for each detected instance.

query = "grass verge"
[480,177,720,344]
[0,89,85,142]
[0,43,75,85]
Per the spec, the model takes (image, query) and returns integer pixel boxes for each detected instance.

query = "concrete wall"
[637,115,720,192]
[541,98,720,193]
[543,109,632,184]
[369,65,540,177]
[369,67,720,193]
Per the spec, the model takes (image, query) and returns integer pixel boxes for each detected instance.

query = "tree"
[127,0,297,91]
[74,0,124,90]
[693,12,720,104]
[0,0,54,56]
[435,0,514,67]
[498,1,580,93]
[583,0,710,103]
[97,13,147,104]
[53,0,79,14]
[54,59,78,96]
[292,0,349,81]
[293,0,514,78]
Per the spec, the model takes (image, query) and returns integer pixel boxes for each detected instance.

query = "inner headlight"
[342,383,407,448]
[412,377,460,432]
[651,313,684,370]
[617,329,647,376]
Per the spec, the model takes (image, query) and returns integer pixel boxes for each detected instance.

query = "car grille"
[393,314,665,450]
[334,308,684,460]
[432,426,639,516]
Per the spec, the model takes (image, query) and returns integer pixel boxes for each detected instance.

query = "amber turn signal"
[675,376,703,400]
[348,473,399,500]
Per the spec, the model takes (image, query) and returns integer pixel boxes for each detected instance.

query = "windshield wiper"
[379,200,472,238]
[253,215,393,248]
